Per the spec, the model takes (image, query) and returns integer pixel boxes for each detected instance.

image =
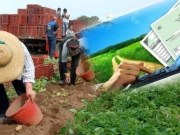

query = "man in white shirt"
[0,31,36,122]
[62,8,70,38]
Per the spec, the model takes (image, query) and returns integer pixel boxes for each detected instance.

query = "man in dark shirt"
[46,17,59,59]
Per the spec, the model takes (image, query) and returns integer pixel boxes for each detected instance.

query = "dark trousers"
[0,80,26,115]
[70,53,81,85]
[47,37,56,59]
[59,44,81,85]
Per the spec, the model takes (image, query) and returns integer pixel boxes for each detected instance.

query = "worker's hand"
[102,62,152,91]
[53,31,57,34]
[25,82,36,103]
[64,73,70,83]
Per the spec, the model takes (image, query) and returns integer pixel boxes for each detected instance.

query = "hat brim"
[0,31,25,84]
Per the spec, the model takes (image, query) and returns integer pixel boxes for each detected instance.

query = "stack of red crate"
[0,4,61,39]
[31,55,54,79]
[56,18,63,38]
[69,20,86,33]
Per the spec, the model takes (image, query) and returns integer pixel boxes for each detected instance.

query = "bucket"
[6,94,43,126]
[76,62,95,82]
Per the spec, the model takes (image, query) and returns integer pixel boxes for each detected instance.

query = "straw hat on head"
[0,31,24,84]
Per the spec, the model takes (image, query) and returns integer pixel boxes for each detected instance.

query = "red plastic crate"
[9,15,22,25]
[27,15,38,25]
[27,4,40,9]
[39,7,48,14]
[35,64,54,79]
[38,26,46,37]
[19,26,27,36]
[27,9,34,14]
[57,28,62,39]
[14,15,22,24]
[39,14,50,25]
[51,9,56,15]
[2,14,9,25]
[69,20,81,26]
[21,15,28,25]
[27,26,38,37]
[27,4,41,14]
[46,8,51,14]
[27,4,34,9]
[18,9,27,14]
[9,14,16,25]
[8,25,20,36]
[0,25,8,31]
[56,18,63,28]
[31,55,45,66]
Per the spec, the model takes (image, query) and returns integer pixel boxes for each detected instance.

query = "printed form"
[140,31,174,66]
[151,5,180,60]
[140,1,180,66]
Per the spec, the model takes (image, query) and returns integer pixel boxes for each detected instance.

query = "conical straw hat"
[0,31,24,84]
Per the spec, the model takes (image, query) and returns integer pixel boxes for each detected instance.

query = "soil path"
[112,56,163,71]
[112,57,118,71]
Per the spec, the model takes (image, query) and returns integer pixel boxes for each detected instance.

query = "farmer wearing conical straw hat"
[0,31,36,122]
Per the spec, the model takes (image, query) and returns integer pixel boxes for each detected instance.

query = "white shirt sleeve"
[18,42,35,83]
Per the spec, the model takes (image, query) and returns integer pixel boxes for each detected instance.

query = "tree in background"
[77,15,101,27]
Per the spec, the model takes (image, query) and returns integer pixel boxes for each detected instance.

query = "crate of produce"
[35,64,54,79]
[31,55,45,67]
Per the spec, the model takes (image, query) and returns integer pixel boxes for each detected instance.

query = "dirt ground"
[0,79,97,135]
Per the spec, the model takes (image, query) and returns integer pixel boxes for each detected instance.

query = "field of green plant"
[89,51,116,83]
[89,41,163,83]
[117,42,160,63]
[60,77,180,135]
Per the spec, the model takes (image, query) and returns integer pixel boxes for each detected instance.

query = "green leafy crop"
[60,77,180,135]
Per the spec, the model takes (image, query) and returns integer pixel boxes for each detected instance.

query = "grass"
[89,51,116,83]
[117,42,160,64]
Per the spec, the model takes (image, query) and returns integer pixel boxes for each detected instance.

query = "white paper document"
[140,1,180,66]
[151,5,180,60]
[140,31,174,66]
